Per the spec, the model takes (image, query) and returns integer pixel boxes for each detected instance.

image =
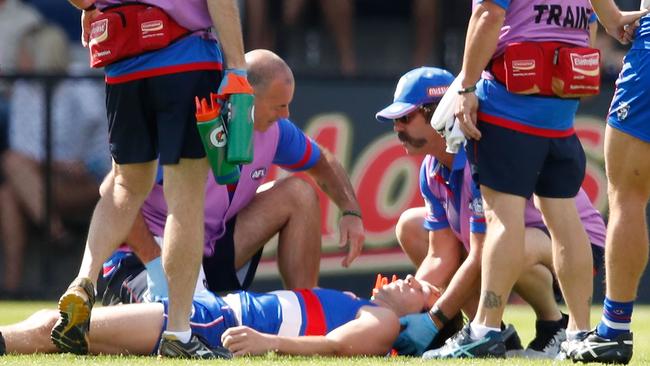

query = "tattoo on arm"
[482,291,502,309]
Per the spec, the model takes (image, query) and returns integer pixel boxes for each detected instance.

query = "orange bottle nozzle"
[195,93,222,122]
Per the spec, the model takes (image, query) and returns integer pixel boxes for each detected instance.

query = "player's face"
[373,275,439,317]
[392,107,437,155]
[253,78,295,132]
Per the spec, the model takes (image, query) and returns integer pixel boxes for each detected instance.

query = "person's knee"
[396,208,424,247]
[280,177,320,211]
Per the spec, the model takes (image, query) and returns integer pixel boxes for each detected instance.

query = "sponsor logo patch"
[141,20,164,33]
[251,168,267,180]
[90,18,109,44]
[571,52,600,76]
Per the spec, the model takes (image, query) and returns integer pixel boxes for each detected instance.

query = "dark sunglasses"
[394,105,435,125]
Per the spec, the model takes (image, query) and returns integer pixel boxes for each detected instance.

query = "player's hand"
[221,326,278,356]
[393,313,439,356]
[456,92,481,140]
[604,9,648,45]
[218,69,254,96]
[338,214,365,267]
[81,8,100,48]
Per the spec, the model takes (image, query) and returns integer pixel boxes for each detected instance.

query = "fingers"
[339,217,365,267]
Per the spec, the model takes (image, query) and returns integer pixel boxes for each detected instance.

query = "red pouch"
[89,12,133,68]
[138,6,172,51]
[502,42,547,95]
[552,47,601,98]
[88,4,190,68]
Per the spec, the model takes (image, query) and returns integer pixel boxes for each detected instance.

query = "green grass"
[1,301,649,365]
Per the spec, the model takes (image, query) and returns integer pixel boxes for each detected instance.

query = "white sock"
[470,321,501,339]
[163,329,192,343]
[566,330,589,341]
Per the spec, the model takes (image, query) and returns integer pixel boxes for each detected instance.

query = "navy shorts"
[466,122,586,198]
[105,70,221,165]
[202,216,264,293]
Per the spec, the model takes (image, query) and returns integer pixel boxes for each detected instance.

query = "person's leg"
[396,207,429,267]
[234,177,321,288]
[600,126,650,333]
[474,187,527,329]
[536,196,592,332]
[514,228,561,322]
[412,0,439,67]
[77,161,158,285]
[0,183,26,292]
[318,0,356,75]
[161,158,209,332]
[245,0,275,50]
[1,303,163,355]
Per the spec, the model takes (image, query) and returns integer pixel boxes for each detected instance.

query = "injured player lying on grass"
[0,276,466,357]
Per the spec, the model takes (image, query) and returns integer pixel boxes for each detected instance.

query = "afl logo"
[209,125,227,147]
[250,167,266,180]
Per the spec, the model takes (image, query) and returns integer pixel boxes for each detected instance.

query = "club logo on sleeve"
[615,102,630,121]
[469,197,484,215]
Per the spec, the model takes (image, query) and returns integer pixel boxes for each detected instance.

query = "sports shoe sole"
[51,291,92,354]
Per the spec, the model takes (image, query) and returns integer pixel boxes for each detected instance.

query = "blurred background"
[0,0,648,301]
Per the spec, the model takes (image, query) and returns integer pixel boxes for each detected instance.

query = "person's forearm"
[271,335,340,356]
[307,148,360,213]
[68,0,94,10]
[207,0,246,69]
[590,0,623,30]
[126,211,161,263]
[429,233,485,327]
[460,3,505,88]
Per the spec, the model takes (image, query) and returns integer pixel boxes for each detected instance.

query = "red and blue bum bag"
[491,42,600,98]
[88,3,191,68]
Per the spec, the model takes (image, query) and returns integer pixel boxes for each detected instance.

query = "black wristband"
[457,85,477,95]
[341,209,362,219]
[83,3,96,11]
[429,305,449,325]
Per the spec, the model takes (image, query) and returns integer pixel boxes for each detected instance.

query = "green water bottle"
[195,95,240,185]
[226,93,254,164]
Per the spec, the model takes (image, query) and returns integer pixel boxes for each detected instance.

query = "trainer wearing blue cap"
[376,67,607,359]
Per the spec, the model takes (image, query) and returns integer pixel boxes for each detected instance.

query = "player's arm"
[206,0,246,69]
[414,228,462,290]
[304,146,364,267]
[589,0,648,45]
[222,306,399,356]
[125,212,161,263]
[429,231,485,326]
[457,1,505,139]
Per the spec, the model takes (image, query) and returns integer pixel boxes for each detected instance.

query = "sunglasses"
[394,105,434,125]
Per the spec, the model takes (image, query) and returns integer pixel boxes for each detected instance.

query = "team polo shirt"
[141,118,321,256]
[475,0,595,136]
[421,149,486,250]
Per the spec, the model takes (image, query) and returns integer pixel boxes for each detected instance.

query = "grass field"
[1,301,649,365]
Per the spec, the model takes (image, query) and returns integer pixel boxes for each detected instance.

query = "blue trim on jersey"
[478,79,579,131]
[105,36,222,79]
[478,0,509,10]
[633,14,650,49]
[420,162,450,232]
[273,119,321,171]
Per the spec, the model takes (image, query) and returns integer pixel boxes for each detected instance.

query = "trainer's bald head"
[245,49,294,93]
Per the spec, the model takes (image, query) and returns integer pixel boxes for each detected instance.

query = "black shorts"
[202,216,264,293]
[105,70,221,165]
[101,216,263,305]
[466,122,586,198]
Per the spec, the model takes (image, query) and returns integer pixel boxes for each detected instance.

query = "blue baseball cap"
[376,67,455,123]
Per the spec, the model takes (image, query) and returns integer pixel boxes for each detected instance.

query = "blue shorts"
[105,70,221,164]
[153,291,238,354]
[467,122,585,198]
[608,50,650,142]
